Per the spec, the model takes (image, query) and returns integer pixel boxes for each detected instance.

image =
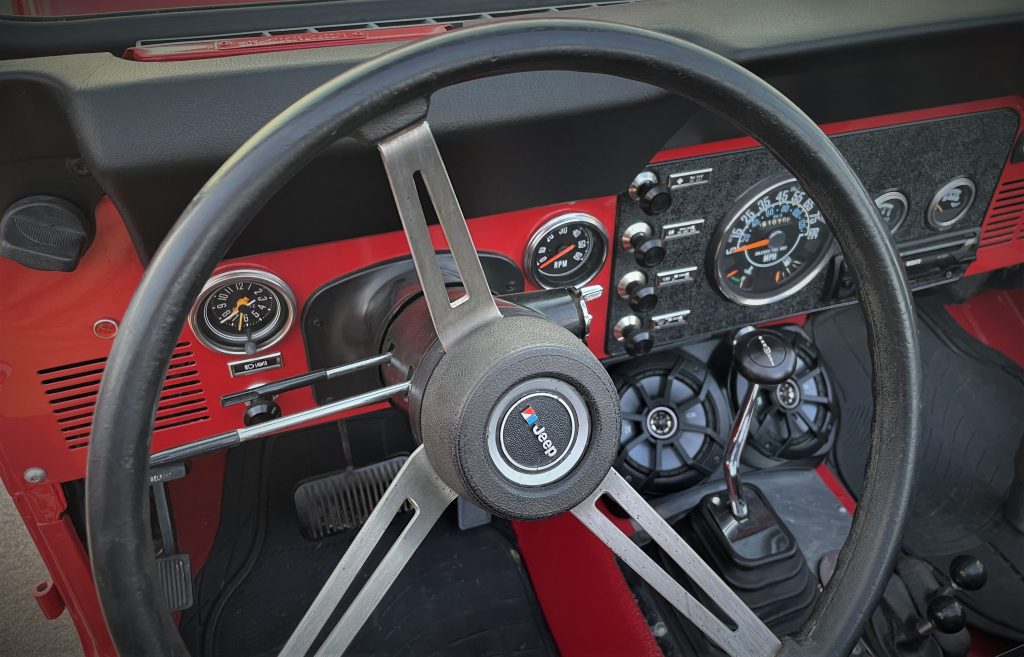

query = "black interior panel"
[0,0,1021,262]
[605,109,1018,355]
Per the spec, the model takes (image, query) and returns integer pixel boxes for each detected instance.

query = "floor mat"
[179,414,557,657]
[809,296,1024,640]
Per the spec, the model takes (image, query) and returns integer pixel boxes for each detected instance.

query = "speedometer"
[711,176,834,306]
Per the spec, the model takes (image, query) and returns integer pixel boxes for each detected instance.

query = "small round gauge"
[927,177,975,230]
[189,269,295,354]
[711,176,835,306]
[525,213,608,289]
[874,190,909,234]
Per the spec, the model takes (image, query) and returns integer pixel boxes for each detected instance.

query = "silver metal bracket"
[280,446,457,657]
[571,468,781,657]
[378,121,502,351]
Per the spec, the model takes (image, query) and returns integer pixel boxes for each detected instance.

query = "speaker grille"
[39,342,209,450]
[612,352,728,495]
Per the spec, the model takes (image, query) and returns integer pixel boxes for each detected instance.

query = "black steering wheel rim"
[87,18,921,657]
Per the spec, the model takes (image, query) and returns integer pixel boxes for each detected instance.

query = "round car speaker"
[610,351,730,495]
[731,327,837,461]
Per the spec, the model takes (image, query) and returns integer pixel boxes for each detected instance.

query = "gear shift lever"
[724,327,798,519]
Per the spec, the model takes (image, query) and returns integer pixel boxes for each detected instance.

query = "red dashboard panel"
[2,96,1023,493]
[0,195,618,489]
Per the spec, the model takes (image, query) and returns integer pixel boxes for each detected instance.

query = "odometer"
[711,177,834,306]
[189,269,295,354]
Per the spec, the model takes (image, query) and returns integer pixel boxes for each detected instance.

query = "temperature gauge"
[927,177,975,230]
[525,213,609,289]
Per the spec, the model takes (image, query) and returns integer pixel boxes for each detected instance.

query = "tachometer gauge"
[525,213,608,289]
[711,176,834,306]
[189,269,295,354]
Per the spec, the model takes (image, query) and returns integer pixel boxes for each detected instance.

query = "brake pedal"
[294,456,408,540]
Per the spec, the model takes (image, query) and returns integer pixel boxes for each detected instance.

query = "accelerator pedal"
[294,456,408,540]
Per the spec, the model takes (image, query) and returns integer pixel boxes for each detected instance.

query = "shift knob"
[732,328,798,384]
[924,595,966,634]
[949,555,987,592]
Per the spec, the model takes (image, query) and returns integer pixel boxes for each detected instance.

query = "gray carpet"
[0,487,79,657]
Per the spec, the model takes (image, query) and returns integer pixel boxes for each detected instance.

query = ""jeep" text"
[532,425,558,458]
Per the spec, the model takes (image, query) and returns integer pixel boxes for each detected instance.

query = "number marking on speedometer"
[711,177,835,306]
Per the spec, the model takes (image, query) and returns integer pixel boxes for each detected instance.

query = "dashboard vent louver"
[38,342,209,451]
[980,177,1024,247]
[133,1,635,47]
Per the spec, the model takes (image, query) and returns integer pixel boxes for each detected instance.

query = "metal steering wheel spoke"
[378,120,501,351]
[571,468,781,657]
[280,446,456,657]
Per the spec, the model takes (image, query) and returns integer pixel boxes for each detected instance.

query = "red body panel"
[2,96,1023,655]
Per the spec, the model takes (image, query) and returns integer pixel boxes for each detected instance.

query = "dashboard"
[1,95,1022,488]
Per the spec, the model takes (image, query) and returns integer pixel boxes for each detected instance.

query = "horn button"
[490,379,590,486]
[410,314,620,520]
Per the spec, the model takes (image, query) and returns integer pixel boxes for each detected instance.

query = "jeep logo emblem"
[487,378,591,487]
[520,406,559,458]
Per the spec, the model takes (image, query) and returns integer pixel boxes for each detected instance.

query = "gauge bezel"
[711,175,836,307]
[926,176,976,231]
[524,212,609,289]
[873,190,909,234]
[188,268,297,355]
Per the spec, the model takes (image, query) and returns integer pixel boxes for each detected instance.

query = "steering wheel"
[87,19,920,657]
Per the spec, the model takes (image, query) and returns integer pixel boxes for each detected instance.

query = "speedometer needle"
[539,244,576,270]
[731,238,770,253]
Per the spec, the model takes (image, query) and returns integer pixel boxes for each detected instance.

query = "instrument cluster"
[604,109,1016,357]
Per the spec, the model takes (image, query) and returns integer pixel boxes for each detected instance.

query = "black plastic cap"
[949,555,987,591]
[0,196,91,272]
[243,398,282,426]
[624,326,654,356]
[733,328,798,384]
[926,595,966,634]
[627,284,658,312]
[631,233,667,267]
[639,183,672,215]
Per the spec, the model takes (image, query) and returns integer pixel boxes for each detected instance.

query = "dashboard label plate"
[661,219,705,241]
[656,266,699,287]
[668,167,713,189]
[650,310,691,330]
[228,353,283,377]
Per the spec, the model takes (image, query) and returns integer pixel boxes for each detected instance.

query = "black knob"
[630,232,667,267]
[244,396,282,426]
[638,181,672,216]
[623,325,654,357]
[949,555,987,591]
[624,279,658,313]
[733,328,798,385]
[926,595,966,634]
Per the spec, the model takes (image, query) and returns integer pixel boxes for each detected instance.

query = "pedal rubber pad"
[294,456,408,540]
[156,553,194,611]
